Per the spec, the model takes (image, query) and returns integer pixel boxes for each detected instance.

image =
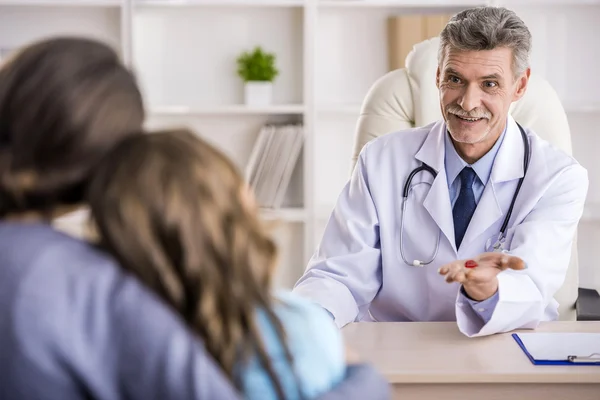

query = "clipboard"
[512,333,600,366]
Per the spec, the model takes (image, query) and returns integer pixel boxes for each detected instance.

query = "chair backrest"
[351,37,578,321]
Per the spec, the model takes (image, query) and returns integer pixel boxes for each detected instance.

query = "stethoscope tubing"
[399,123,531,267]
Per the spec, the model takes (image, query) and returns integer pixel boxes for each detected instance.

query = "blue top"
[241,291,345,400]
[444,124,507,323]
[0,222,242,400]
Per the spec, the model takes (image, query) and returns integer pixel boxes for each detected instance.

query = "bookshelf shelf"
[151,104,305,115]
[135,0,305,7]
[260,207,307,222]
[317,104,362,114]
[132,5,303,109]
[6,0,600,290]
[0,0,121,6]
[0,4,123,62]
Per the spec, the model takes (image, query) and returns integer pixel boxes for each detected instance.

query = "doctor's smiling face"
[436,45,530,163]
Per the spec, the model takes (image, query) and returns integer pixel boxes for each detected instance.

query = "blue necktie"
[453,167,477,249]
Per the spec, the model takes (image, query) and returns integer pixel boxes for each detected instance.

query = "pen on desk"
[567,353,600,363]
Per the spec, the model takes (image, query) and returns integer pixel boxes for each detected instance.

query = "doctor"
[293,6,589,337]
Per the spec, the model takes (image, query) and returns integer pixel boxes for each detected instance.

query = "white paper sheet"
[515,333,600,361]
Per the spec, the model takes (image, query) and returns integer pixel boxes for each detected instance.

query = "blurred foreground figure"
[0,36,389,400]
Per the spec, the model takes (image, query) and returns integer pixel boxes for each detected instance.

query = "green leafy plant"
[236,46,279,82]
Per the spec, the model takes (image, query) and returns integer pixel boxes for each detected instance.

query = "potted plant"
[236,46,279,106]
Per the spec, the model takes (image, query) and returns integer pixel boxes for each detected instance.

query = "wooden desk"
[342,321,600,400]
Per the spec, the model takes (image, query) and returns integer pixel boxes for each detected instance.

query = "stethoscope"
[400,123,530,267]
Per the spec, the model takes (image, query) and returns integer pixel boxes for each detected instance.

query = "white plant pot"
[244,81,273,106]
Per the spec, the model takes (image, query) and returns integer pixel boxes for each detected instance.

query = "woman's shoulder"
[273,290,323,311]
[0,222,186,349]
[270,290,345,398]
[0,221,118,274]
[241,290,345,399]
[271,290,336,328]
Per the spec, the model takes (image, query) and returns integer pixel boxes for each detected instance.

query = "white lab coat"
[293,116,588,337]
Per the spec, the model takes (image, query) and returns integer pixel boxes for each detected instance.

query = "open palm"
[438,252,527,300]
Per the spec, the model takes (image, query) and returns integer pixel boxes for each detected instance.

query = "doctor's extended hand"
[438,253,527,301]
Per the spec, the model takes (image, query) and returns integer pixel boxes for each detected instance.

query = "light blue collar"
[444,121,507,188]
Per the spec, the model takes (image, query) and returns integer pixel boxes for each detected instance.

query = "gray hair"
[438,7,532,78]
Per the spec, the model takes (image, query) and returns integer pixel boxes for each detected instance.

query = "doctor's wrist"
[462,280,498,302]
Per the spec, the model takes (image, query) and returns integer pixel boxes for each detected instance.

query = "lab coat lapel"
[416,121,457,253]
[491,115,525,184]
[460,116,525,247]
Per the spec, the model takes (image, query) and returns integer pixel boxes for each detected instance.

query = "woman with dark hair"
[0,36,390,400]
[0,36,241,400]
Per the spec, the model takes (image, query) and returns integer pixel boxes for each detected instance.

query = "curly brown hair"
[87,128,296,398]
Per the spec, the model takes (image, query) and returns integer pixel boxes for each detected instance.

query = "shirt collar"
[444,120,507,187]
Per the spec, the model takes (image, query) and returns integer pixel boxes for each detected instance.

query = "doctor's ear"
[512,67,531,101]
[436,67,441,88]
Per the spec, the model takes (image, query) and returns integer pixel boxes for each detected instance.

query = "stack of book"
[245,123,304,209]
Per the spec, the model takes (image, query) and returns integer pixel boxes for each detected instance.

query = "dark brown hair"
[87,129,295,398]
[0,36,144,217]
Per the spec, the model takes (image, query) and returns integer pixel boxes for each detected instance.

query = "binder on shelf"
[245,123,304,209]
[387,14,451,71]
[512,332,600,366]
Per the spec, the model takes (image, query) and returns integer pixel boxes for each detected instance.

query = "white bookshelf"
[0,1,121,5]
[150,104,305,115]
[2,0,599,291]
[136,0,305,7]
